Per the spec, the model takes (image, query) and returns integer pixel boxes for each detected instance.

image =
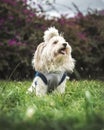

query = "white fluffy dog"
[28,27,75,96]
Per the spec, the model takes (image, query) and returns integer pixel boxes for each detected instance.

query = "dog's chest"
[44,72,64,92]
[35,71,66,93]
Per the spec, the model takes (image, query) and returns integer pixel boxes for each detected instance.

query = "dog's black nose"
[63,43,67,47]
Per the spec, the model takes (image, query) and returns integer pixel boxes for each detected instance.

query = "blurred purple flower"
[58,18,66,25]
[41,25,46,31]
[8,16,14,20]
[77,32,87,40]
[2,0,17,6]
[67,21,75,26]
[0,42,3,45]
[75,12,83,19]
[8,39,17,45]
[0,18,5,26]
[29,13,35,18]
[99,10,104,16]
[8,39,24,46]
[26,17,32,23]
[23,9,29,14]
[23,9,35,18]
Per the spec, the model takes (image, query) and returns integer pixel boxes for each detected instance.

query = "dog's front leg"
[56,80,66,94]
[27,78,36,93]
[35,77,48,96]
[27,77,48,96]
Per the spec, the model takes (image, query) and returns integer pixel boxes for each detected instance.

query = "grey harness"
[34,71,67,92]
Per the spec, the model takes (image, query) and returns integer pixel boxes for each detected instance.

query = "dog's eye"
[53,40,58,44]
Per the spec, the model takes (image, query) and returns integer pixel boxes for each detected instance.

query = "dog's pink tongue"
[61,50,66,55]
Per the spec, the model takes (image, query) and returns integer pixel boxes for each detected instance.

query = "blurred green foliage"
[0,80,104,130]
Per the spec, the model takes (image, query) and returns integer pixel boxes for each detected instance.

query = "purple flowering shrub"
[0,0,46,79]
[75,12,104,79]
[0,0,60,79]
[0,0,104,80]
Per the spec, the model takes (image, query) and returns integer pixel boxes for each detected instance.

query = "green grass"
[0,80,104,130]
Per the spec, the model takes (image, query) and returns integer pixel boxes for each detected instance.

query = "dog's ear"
[32,42,46,70]
[43,27,59,43]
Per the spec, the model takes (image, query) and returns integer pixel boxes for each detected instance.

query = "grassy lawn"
[0,80,104,130]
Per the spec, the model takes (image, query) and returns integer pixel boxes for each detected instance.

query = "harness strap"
[58,72,67,85]
[35,71,47,85]
[35,71,66,85]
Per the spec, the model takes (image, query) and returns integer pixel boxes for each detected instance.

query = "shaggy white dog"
[28,27,75,96]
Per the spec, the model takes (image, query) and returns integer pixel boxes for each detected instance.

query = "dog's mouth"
[58,47,67,55]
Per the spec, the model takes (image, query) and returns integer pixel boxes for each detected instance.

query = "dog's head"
[32,27,75,72]
[43,27,71,59]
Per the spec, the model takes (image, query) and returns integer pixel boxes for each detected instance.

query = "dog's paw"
[26,86,35,94]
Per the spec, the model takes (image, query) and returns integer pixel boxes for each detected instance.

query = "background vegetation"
[0,0,104,80]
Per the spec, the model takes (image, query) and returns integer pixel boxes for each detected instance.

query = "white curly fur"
[43,27,59,42]
[28,27,75,96]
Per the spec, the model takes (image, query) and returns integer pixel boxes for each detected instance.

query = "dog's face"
[33,27,75,72]
[46,35,71,60]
